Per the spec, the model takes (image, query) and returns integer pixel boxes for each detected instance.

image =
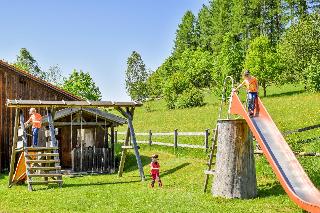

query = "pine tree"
[174,11,197,53]
[196,5,214,52]
[125,51,149,101]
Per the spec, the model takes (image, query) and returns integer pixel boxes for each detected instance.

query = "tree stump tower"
[212,119,257,199]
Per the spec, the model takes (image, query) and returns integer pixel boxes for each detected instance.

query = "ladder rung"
[28,180,63,185]
[122,146,140,149]
[26,147,59,151]
[28,166,61,171]
[204,170,215,175]
[26,160,60,164]
[26,153,59,157]
[28,173,62,177]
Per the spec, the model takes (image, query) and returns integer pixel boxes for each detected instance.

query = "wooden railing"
[71,147,114,173]
[116,129,211,151]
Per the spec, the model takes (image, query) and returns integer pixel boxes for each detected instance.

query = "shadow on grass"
[161,163,190,178]
[0,173,6,179]
[266,90,305,98]
[29,179,142,191]
[123,154,151,173]
[257,182,285,198]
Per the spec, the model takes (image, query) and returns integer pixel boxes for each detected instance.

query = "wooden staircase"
[8,109,63,191]
[24,147,63,191]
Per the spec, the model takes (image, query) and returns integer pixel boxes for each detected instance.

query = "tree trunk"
[212,119,257,199]
[262,81,267,97]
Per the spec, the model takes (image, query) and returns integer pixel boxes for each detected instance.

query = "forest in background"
[126,0,320,109]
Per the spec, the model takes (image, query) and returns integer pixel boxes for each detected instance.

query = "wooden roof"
[0,60,81,101]
[6,99,143,108]
[42,108,127,125]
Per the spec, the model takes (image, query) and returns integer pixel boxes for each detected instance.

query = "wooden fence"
[116,126,320,156]
[116,129,211,151]
[71,146,114,173]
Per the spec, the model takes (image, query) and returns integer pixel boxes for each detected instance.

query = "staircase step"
[28,166,61,171]
[26,160,60,164]
[26,153,59,157]
[26,147,59,151]
[28,180,63,185]
[28,173,62,177]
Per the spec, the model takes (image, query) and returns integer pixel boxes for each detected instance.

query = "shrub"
[305,58,320,92]
[176,87,205,109]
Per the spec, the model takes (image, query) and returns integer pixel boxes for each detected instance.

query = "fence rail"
[116,124,320,152]
[116,129,211,151]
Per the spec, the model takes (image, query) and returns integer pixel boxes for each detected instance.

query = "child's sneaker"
[248,110,254,117]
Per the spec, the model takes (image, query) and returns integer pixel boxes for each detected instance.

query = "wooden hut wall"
[58,126,106,168]
[0,64,79,172]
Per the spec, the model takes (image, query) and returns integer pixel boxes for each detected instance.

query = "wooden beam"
[47,109,57,147]
[52,122,111,126]
[125,108,145,181]
[7,99,143,108]
[8,109,19,187]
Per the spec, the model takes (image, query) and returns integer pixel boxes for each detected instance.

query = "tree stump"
[212,119,257,199]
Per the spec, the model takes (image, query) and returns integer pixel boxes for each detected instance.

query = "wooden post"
[148,130,152,146]
[204,129,209,152]
[80,109,83,172]
[174,129,178,149]
[118,127,130,177]
[212,119,257,199]
[8,108,19,187]
[47,109,57,147]
[126,108,145,181]
[115,130,118,144]
[110,126,115,172]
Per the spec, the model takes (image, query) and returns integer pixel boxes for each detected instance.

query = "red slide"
[229,92,320,213]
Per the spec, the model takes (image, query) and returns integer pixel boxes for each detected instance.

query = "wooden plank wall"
[0,65,78,172]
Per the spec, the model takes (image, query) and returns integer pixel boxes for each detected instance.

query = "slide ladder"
[229,92,320,212]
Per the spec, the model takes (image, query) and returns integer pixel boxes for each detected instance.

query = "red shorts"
[151,173,160,180]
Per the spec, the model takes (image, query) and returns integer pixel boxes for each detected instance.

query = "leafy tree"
[62,69,102,100]
[211,33,245,97]
[13,48,45,78]
[125,51,149,101]
[244,36,279,97]
[174,48,214,89]
[277,13,320,85]
[305,56,320,92]
[174,11,197,53]
[43,65,65,86]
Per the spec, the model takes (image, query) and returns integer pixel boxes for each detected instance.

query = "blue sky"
[0,1,208,100]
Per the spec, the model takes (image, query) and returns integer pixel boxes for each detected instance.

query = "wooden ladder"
[25,147,63,191]
[8,108,63,191]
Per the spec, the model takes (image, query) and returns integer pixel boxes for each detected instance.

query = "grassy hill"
[0,84,319,212]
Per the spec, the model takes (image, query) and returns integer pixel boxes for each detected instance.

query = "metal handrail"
[218,76,234,119]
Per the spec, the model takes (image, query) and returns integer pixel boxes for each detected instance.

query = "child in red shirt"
[150,154,162,188]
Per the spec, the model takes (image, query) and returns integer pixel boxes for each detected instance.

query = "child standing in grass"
[150,154,162,188]
[233,70,259,117]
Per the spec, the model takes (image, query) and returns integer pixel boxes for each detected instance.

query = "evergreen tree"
[196,5,214,52]
[125,51,149,101]
[13,48,45,78]
[174,11,197,53]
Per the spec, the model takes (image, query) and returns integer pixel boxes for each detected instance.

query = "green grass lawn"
[0,148,310,213]
[0,84,319,212]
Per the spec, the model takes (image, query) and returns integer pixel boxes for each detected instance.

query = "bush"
[305,58,320,92]
[176,87,205,108]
